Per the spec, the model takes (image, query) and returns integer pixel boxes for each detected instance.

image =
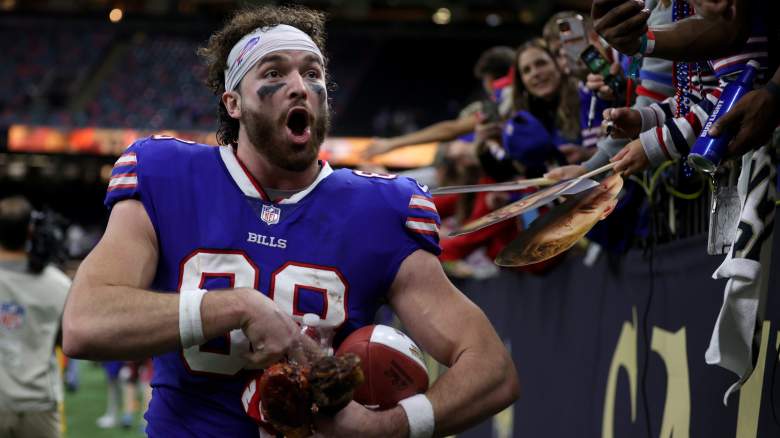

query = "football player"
[63,5,519,437]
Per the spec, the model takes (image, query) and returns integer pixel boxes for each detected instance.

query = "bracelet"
[179,289,208,348]
[643,30,656,56]
[398,394,435,438]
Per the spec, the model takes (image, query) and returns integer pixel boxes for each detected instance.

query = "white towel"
[705,144,775,405]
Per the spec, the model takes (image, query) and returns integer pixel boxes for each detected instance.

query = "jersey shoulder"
[104,135,216,209]
[120,135,215,173]
[329,168,441,254]
[330,168,433,207]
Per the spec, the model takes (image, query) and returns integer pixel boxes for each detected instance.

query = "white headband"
[224,24,324,92]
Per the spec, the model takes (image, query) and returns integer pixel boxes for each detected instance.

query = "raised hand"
[691,0,736,20]
[592,0,650,55]
[586,74,615,101]
[474,121,503,146]
[603,107,642,139]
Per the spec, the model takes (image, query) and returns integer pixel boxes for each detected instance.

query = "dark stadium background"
[0,0,590,228]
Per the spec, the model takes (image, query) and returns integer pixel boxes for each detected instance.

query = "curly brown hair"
[198,5,328,146]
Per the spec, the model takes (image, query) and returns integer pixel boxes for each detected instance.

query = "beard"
[242,101,330,172]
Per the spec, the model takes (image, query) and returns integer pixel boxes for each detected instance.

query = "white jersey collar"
[219,146,332,204]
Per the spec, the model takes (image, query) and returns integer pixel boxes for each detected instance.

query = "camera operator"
[0,196,70,438]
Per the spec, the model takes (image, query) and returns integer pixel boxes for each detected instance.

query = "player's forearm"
[63,282,179,359]
[62,281,246,360]
[425,314,519,436]
[651,9,749,61]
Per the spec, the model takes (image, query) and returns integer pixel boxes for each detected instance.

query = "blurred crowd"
[361,0,778,278]
[2,0,780,436]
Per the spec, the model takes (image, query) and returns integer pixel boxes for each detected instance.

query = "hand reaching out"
[603,107,642,139]
[558,144,596,164]
[586,74,616,101]
[592,0,651,55]
[544,165,587,181]
[474,122,503,146]
[611,139,649,176]
[362,139,394,159]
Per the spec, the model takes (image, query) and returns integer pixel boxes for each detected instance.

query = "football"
[335,324,429,410]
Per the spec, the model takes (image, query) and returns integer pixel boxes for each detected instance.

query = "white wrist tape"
[179,289,208,348]
[398,394,435,438]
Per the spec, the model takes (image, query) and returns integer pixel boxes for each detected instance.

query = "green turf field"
[64,362,146,438]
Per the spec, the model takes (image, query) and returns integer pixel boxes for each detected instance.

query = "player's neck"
[235,143,320,191]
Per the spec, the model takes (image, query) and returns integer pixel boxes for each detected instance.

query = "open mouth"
[285,107,312,145]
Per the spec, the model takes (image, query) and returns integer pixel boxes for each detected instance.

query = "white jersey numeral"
[352,170,397,179]
[270,262,348,329]
[179,251,347,376]
[180,251,258,376]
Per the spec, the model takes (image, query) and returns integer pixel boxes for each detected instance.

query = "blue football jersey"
[105,136,441,437]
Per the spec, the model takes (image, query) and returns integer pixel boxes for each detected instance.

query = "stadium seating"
[0,21,113,127]
[86,33,216,131]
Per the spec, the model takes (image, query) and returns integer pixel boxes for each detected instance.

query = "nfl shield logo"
[260,204,281,226]
[0,302,25,330]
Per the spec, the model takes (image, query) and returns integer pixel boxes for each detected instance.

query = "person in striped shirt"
[589,0,769,175]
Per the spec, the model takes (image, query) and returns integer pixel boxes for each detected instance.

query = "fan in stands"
[335,325,429,410]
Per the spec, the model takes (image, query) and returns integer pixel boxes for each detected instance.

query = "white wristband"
[179,289,207,348]
[398,394,435,438]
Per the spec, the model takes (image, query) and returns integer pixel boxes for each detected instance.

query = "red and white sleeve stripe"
[409,195,437,213]
[113,152,137,168]
[405,218,439,235]
[108,173,138,191]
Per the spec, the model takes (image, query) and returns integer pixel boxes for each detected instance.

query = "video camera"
[27,209,68,273]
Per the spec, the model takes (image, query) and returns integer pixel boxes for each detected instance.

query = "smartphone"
[579,44,612,77]
[580,44,625,87]
[557,15,588,69]
[481,99,501,123]
[579,44,627,101]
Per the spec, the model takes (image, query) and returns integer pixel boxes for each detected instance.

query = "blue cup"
[688,60,761,174]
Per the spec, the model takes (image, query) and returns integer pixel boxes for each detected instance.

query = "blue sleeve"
[104,138,149,209]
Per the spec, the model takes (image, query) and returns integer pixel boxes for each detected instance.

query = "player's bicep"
[74,199,158,292]
[388,249,493,366]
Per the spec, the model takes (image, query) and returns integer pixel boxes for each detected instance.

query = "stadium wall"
[445,212,780,438]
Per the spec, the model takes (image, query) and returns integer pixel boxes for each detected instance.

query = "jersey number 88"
[178,250,347,375]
